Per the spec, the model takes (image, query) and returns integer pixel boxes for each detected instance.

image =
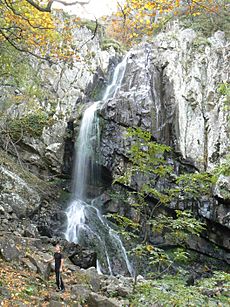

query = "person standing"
[45,244,65,292]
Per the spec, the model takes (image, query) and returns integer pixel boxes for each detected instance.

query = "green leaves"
[7,111,51,140]
[151,210,205,245]
[217,82,230,97]
[110,127,216,278]
[127,128,171,176]
[175,172,215,199]
[130,272,230,307]
[213,154,230,177]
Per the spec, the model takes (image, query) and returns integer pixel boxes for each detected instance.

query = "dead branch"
[79,18,98,49]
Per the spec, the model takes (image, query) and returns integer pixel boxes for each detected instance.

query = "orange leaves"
[108,0,224,46]
[0,1,77,62]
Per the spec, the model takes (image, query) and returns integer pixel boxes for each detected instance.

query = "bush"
[7,111,51,140]
[130,272,230,306]
[101,38,125,53]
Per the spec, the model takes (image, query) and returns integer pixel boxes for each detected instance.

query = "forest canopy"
[106,0,230,45]
[0,0,86,61]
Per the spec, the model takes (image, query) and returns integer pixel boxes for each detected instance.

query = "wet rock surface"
[98,27,230,260]
[0,22,229,305]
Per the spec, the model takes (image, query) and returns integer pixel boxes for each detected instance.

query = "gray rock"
[0,286,11,299]
[23,224,39,238]
[21,257,38,272]
[86,292,121,307]
[98,27,230,257]
[84,267,102,292]
[214,175,230,203]
[0,25,117,176]
[27,252,51,279]
[49,301,65,307]
[100,29,229,173]
[69,245,97,269]
[0,204,5,214]
[0,166,40,219]
[102,275,132,298]
[0,238,21,261]
[70,284,91,301]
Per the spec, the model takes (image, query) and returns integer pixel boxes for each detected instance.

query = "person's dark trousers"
[55,270,65,291]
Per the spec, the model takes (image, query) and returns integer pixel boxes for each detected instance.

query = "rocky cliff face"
[0,25,119,242]
[0,26,118,177]
[0,22,229,273]
[100,27,229,172]
[99,27,230,261]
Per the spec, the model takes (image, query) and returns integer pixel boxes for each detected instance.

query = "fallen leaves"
[0,259,71,305]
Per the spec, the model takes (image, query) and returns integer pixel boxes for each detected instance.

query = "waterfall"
[65,54,133,276]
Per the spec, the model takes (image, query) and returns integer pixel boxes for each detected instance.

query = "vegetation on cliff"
[109,128,229,305]
[0,1,229,305]
[105,0,230,45]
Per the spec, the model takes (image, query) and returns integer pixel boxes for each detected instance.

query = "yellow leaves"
[108,0,220,47]
[0,0,77,62]
[192,12,201,16]
[146,244,154,252]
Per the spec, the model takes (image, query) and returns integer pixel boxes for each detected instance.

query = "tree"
[110,128,212,282]
[107,0,230,45]
[0,0,87,61]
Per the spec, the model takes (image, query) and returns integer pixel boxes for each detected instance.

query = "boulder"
[0,237,21,261]
[214,175,230,204]
[70,285,91,302]
[27,252,52,279]
[101,275,133,299]
[84,267,102,292]
[68,245,97,269]
[0,166,40,219]
[86,292,121,307]
[23,224,39,238]
[20,257,38,272]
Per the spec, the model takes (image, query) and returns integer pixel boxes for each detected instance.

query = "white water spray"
[65,54,133,276]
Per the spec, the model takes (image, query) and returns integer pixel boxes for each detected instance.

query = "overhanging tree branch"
[25,0,91,12]
[0,29,54,63]
[4,0,54,30]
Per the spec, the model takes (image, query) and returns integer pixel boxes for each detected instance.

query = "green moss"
[59,190,70,203]
[101,38,125,53]
[81,20,98,32]
[192,36,211,48]
[7,111,54,140]
[0,149,50,194]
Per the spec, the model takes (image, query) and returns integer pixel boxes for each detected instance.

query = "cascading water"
[65,54,133,276]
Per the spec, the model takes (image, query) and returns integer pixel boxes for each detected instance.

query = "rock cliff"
[99,26,229,262]
[100,27,229,172]
[0,22,229,282]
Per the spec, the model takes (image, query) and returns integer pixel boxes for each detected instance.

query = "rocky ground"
[0,234,229,306]
[0,235,133,306]
[0,23,229,306]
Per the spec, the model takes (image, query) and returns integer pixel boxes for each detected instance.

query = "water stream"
[65,54,133,276]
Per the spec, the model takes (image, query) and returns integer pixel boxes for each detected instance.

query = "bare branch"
[55,0,90,6]
[79,18,98,49]
[0,29,54,63]
[25,0,90,12]
[25,0,52,12]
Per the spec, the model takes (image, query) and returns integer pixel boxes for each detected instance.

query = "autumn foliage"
[106,0,229,46]
[0,0,78,62]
